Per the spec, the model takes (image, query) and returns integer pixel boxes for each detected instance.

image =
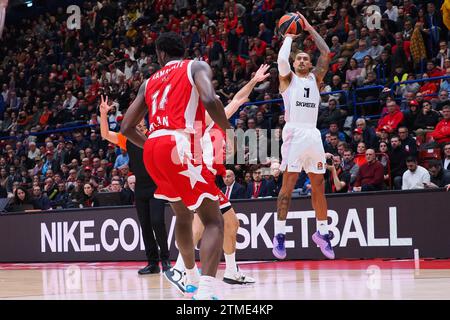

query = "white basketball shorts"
[280,123,326,174]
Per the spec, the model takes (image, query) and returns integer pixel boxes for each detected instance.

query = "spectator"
[354,141,368,167]
[435,90,450,112]
[324,132,340,155]
[51,182,73,209]
[27,141,40,161]
[341,148,359,186]
[120,175,135,205]
[384,1,399,22]
[391,33,411,67]
[355,118,377,148]
[345,58,362,87]
[114,149,129,169]
[266,161,283,197]
[352,40,370,66]
[367,37,384,61]
[222,169,246,200]
[430,105,450,145]
[425,160,450,188]
[403,100,420,132]
[388,135,408,189]
[419,73,439,101]
[78,183,100,208]
[6,187,35,212]
[439,68,450,94]
[443,143,450,171]
[437,41,450,69]
[402,156,430,190]
[62,91,78,110]
[376,100,404,135]
[318,98,342,130]
[31,186,51,210]
[246,166,269,199]
[325,155,350,193]
[353,149,385,192]
[414,100,440,136]
[398,126,418,156]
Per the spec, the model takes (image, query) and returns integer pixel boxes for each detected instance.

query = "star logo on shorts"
[179,161,207,189]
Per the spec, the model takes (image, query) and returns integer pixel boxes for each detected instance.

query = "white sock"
[317,220,328,236]
[224,252,238,274]
[185,265,200,286]
[275,219,286,235]
[196,275,216,298]
[174,253,185,272]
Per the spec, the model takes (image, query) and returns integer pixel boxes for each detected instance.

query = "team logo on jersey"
[317,162,323,170]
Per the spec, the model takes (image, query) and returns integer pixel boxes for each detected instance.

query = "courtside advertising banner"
[0,190,448,262]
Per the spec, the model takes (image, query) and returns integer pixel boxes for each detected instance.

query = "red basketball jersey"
[144,60,206,135]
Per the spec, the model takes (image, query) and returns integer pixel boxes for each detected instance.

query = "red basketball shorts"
[143,130,224,211]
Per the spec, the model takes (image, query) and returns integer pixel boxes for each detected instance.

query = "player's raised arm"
[297,12,330,84]
[277,34,297,92]
[205,64,271,125]
[99,95,119,145]
[192,61,231,132]
[121,82,148,148]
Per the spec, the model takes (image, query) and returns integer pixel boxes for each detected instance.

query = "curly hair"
[155,32,185,58]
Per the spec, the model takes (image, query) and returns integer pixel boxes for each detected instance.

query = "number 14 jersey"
[144,59,206,135]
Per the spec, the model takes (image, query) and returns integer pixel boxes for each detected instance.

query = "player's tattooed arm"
[121,82,148,148]
[192,61,231,132]
[297,12,330,83]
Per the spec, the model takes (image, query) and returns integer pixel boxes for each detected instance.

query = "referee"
[99,96,171,274]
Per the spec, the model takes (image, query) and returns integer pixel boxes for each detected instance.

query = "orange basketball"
[278,13,304,36]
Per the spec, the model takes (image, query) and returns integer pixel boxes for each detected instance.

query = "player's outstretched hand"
[254,64,271,83]
[296,12,312,31]
[99,95,112,115]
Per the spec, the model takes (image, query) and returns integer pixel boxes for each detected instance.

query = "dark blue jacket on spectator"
[246,180,269,199]
[221,182,246,200]
[363,127,378,149]
[33,195,51,210]
[267,175,283,197]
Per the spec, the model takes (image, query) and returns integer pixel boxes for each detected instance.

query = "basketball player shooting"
[273,12,335,260]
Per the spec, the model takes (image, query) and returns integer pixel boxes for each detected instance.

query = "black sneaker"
[138,263,160,275]
[163,268,186,294]
[161,260,172,272]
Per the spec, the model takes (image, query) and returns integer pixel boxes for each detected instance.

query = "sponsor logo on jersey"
[295,101,316,108]
[317,162,323,170]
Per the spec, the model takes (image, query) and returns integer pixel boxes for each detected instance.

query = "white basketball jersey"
[281,72,320,127]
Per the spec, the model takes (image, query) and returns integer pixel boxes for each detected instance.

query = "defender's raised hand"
[99,95,112,115]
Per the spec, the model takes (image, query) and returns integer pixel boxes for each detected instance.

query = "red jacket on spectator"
[431,119,450,144]
[428,67,445,79]
[354,160,385,188]
[167,17,180,32]
[224,15,238,32]
[392,41,411,60]
[251,40,267,57]
[263,0,275,11]
[376,110,404,133]
[419,82,438,101]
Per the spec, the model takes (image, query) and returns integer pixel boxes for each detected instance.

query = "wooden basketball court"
[0,259,449,300]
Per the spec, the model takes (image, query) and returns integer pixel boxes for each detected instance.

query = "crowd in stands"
[0,0,449,212]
